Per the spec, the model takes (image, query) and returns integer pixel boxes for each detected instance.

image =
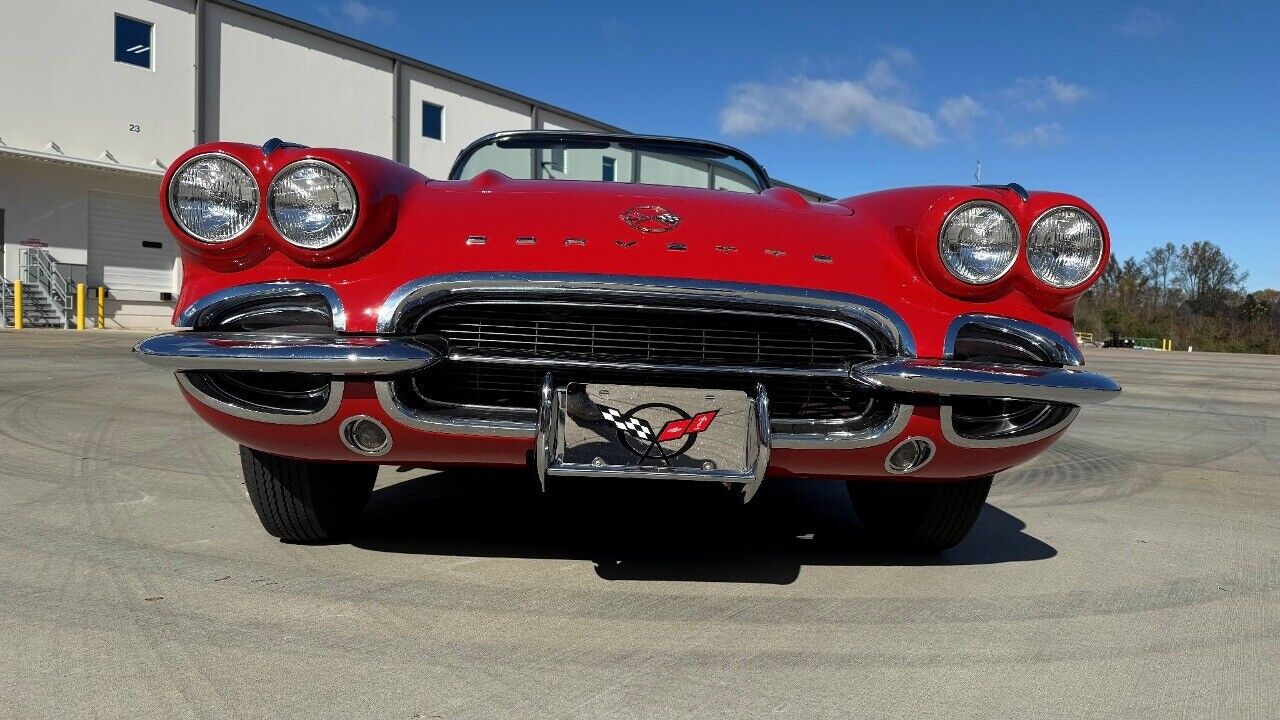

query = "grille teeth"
[400,300,889,428]
[414,302,875,367]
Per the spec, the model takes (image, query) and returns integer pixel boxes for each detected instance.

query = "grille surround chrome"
[373,273,919,448]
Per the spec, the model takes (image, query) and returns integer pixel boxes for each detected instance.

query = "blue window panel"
[115,15,153,69]
[548,148,565,173]
[602,156,616,182]
[422,102,444,140]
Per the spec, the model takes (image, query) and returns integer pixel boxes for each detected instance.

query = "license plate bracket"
[535,377,770,500]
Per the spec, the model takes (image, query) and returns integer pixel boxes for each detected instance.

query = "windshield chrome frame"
[447,130,772,192]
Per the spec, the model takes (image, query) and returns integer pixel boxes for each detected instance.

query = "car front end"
[136,132,1119,549]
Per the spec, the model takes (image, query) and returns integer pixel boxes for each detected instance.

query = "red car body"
[137,132,1119,547]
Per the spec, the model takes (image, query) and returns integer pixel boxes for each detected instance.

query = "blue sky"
[258,0,1280,290]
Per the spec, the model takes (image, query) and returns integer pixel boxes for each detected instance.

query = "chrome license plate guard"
[535,375,771,502]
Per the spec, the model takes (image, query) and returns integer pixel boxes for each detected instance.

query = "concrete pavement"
[1,330,1276,718]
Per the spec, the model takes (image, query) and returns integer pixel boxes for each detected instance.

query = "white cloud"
[1007,123,1065,148]
[338,0,393,25]
[937,95,986,136]
[719,50,940,149]
[1003,76,1089,111]
[1116,7,1175,38]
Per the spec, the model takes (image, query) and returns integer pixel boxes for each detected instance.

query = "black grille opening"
[949,398,1074,440]
[185,371,331,415]
[951,323,1060,366]
[410,302,877,368]
[197,295,334,333]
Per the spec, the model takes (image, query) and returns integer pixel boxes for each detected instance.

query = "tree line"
[1075,240,1280,354]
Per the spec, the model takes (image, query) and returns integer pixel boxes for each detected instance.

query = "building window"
[422,101,444,140]
[548,148,566,173]
[114,15,153,69]
[602,156,616,182]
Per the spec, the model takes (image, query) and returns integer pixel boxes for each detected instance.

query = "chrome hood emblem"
[621,205,680,233]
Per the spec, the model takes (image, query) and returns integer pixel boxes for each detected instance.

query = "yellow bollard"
[13,281,22,330]
[76,283,86,330]
[97,287,105,329]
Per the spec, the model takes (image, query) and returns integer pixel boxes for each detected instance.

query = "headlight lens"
[1028,207,1104,288]
[267,161,357,249]
[168,155,258,243]
[938,201,1020,284]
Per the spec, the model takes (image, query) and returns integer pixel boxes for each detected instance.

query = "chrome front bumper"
[137,275,1120,451]
[134,332,1117,405]
[134,332,441,375]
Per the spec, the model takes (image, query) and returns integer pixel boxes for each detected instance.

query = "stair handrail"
[19,248,75,325]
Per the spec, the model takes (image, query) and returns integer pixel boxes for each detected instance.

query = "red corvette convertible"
[136,131,1119,551]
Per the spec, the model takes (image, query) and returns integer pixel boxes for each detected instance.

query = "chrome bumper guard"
[133,332,441,375]
[853,359,1121,405]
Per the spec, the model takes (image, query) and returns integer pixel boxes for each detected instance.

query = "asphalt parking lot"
[1,330,1276,719]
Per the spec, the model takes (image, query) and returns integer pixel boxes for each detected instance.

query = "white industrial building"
[0,0,827,329]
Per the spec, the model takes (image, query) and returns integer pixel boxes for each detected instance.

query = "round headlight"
[267,160,357,249]
[938,201,1020,285]
[168,154,259,243]
[1028,206,1104,288]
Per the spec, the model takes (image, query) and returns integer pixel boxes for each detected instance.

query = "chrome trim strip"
[943,313,1086,366]
[177,281,347,331]
[771,403,912,450]
[375,272,917,357]
[940,404,1080,448]
[855,359,1121,405]
[176,373,344,425]
[375,381,536,438]
[135,332,440,375]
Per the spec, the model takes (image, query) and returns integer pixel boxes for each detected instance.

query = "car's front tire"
[846,475,993,553]
[240,446,377,543]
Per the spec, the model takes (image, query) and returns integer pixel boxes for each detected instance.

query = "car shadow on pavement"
[352,469,1057,584]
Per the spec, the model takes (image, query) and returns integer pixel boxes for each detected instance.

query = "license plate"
[537,381,770,494]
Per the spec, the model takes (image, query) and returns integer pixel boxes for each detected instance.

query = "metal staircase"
[2,249,78,328]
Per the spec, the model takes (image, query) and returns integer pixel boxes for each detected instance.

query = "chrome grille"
[398,299,892,429]
[405,362,880,422]
[412,302,876,367]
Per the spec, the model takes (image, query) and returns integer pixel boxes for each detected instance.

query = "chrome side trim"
[176,373,344,425]
[375,272,917,357]
[177,282,347,331]
[375,381,536,438]
[855,359,1120,405]
[135,332,440,375]
[940,404,1080,448]
[772,403,912,450]
[943,314,1086,366]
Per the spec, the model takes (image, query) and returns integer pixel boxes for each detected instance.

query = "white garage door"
[88,190,176,293]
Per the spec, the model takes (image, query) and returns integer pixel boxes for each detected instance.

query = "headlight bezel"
[937,200,1021,286]
[167,152,260,244]
[1027,205,1105,289]
[266,159,360,250]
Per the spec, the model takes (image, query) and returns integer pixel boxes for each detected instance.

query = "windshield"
[449,132,770,194]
